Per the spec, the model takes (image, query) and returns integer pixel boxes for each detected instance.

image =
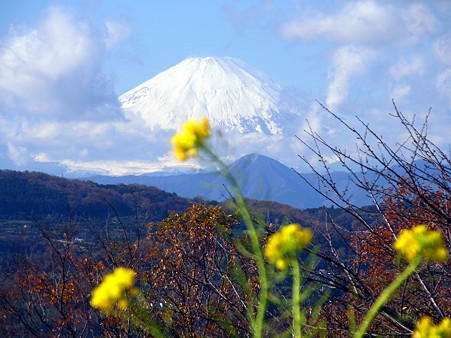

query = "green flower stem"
[130,305,166,338]
[354,256,421,338]
[203,147,269,338]
[292,259,303,338]
[125,292,166,338]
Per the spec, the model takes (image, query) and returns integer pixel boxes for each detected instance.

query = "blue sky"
[1,1,451,175]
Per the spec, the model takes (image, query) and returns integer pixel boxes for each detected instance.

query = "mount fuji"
[41,56,311,177]
[119,56,305,135]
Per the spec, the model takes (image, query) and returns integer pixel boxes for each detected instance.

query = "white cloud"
[390,84,411,102]
[19,121,61,140]
[33,153,52,162]
[222,0,278,33]
[0,113,181,173]
[7,142,29,166]
[389,55,425,81]
[436,68,451,108]
[326,45,375,110]
[59,159,168,176]
[104,20,131,49]
[0,6,127,120]
[434,35,451,65]
[280,1,437,45]
[401,3,437,44]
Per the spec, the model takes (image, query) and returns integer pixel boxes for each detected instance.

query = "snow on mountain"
[119,56,301,135]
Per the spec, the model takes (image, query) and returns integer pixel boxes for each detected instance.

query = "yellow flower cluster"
[90,267,136,313]
[265,224,312,270]
[393,225,448,263]
[171,118,211,161]
[413,316,451,338]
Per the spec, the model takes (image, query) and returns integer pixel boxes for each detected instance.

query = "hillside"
[0,170,198,267]
[0,170,192,220]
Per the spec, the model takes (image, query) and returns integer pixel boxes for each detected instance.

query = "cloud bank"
[0,6,127,120]
[280,1,437,45]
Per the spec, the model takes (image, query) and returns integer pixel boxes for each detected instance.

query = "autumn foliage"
[347,184,451,332]
[0,203,257,337]
[143,203,255,337]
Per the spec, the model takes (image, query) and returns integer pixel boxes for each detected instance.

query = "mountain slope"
[0,170,192,219]
[119,56,301,135]
[87,154,373,209]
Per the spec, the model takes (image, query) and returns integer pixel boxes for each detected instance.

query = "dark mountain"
[86,154,373,209]
[0,170,197,265]
[0,170,192,220]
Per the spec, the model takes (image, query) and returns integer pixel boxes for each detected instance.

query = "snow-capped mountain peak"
[119,56,299,135]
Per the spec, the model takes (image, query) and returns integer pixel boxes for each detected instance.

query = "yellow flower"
[90,267,136,313]
[265,224,312,270]
[171,118,211,161]
[413,316,451,338]
[394,225,448,263]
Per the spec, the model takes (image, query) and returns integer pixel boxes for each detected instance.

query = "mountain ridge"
[87,153,373,209]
